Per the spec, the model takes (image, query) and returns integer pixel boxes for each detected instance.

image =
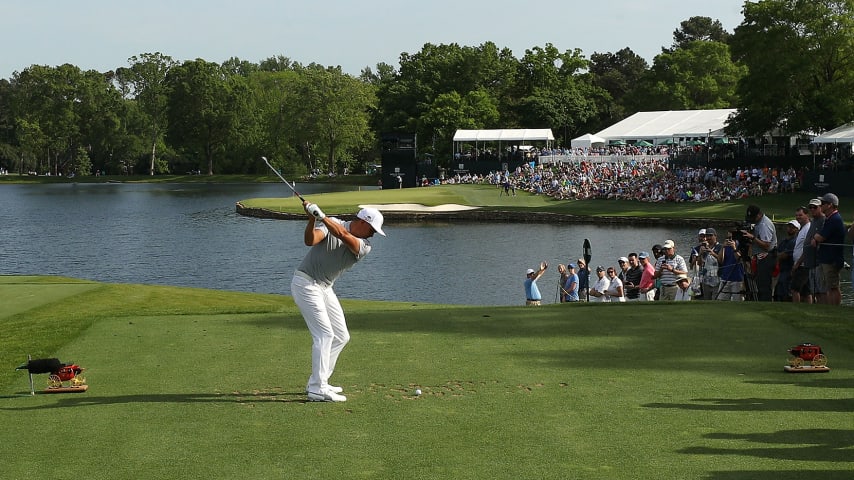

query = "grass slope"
[1,277,852,479]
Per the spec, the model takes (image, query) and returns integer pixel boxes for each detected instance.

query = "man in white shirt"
[790,205,812,302]
[589,266,611,302]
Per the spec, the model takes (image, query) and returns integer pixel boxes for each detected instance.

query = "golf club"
[261,156,306,202]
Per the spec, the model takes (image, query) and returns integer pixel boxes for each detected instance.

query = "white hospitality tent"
[453,128,555,156]
[453,128,555,143]
[594,109,737,144]
[570,133,606,149]
[811,122,854,143]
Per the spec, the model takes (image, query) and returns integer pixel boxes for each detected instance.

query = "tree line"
[0,1,851,177]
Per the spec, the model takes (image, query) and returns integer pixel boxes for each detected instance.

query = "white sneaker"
[305,385,343,394]
[307,390,347,402]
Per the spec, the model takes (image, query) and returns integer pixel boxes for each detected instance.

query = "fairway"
[1,277,852,479]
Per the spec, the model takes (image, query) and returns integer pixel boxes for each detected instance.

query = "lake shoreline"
[235,202,718,227]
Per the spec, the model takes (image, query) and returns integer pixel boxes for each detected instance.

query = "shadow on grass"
[0,390,315,409]
[746,377,854,389]
[702,471,852,480]
[680,428,854,463]
[644,397,854,412]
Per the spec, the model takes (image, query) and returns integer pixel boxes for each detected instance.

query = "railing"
[538,154,672,164]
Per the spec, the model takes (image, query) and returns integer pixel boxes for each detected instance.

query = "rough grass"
[1,276,852,479]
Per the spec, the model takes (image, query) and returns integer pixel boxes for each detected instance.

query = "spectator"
[655,240,688,301]
[624,253,643,301]
[790,206,812,303]
[775,220,800,302]
[524,261,549,306]
[674,274,692,301]
[605,267,625,302]
[589,266,610,302]
[563,263,580,302]
[637,251,657,301]
[801,198,827,303]
[743,205,778,301]
[813,193,845,305]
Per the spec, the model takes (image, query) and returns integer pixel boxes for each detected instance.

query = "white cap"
[618,256,629,263]
[357,207,385,236]
[526,268,535,275]
[663,239,675,249]
[787,219,801,229]
[697,229,706,235]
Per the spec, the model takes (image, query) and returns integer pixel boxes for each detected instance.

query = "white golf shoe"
[307,389,347,402]
[305,385,343,394]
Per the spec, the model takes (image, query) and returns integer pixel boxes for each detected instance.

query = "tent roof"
[570,133,606,148]
[453,129,555,142]
[594,109,736,140]
[812,122,854,143]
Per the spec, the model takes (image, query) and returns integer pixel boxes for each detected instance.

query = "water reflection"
[1,183,850,306]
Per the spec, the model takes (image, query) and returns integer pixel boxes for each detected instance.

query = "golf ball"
[415,389,422,396]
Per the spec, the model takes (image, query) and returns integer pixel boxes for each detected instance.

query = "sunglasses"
[809,205,819,209]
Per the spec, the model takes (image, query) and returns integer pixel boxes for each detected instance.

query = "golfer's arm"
[321,218,362,255]
[304,218,324,245]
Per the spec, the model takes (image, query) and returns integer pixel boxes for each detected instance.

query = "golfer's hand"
[305,203,325,220]
[540,261,548,271]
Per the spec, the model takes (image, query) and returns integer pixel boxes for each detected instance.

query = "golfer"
[291,201,385,402]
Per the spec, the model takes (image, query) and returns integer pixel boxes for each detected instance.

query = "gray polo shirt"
[297,218,371,286]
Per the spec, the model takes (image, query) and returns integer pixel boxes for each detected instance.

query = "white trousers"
[291,274,350,393]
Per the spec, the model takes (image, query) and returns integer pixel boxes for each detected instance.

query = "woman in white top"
[605,267,625,302]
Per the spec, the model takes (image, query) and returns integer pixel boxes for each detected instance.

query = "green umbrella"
[609,139,626,146]
[660,138,677,145]
[635,140,653,147]
[688,140,705,146]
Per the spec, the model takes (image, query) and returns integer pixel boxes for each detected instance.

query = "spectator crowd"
[526,194,851,306]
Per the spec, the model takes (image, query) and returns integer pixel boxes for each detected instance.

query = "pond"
[1,183,850,306]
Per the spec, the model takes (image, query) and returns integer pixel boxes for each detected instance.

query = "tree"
[639,40,745,111]
[280,66,375,174]
[513,45,602,144]
[115,53,177,175]
[166,59,249,175]
[589,48,649,127]
[668,16,732,52]
[728,0,854,136]
[373,42,517,153]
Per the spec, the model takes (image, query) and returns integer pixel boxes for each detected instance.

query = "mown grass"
[1,276,852,479]
[240,183,837,224]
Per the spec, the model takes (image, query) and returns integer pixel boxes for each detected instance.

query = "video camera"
[729,222,754,257]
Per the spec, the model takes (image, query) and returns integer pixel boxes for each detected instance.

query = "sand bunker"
[359,203,480,212]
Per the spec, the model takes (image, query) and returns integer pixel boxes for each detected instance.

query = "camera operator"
[742,205,778,301]
[712,232,745,301]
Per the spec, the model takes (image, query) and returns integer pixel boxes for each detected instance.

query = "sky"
[1,0,746,80]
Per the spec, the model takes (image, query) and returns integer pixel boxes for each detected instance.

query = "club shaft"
[261,157,305,202]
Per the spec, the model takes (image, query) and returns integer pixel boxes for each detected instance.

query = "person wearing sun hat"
[674,274,692,301]
[524,261,549,306]
[654,239,688,301]
[292,202,386,402]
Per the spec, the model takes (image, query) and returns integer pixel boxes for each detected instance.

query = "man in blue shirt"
[813,193,845,305]
[524,261,549,306]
